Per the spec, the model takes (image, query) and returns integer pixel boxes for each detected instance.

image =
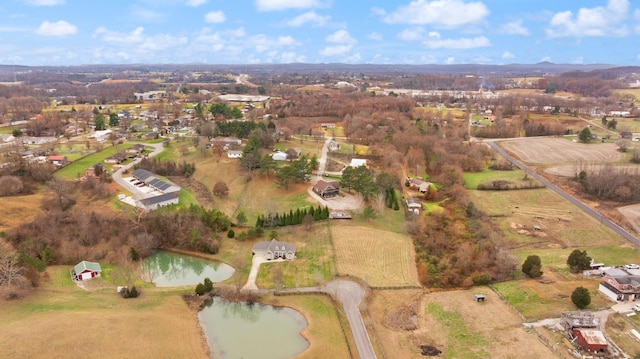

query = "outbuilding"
[573,328,608,353]
[72,261,102,281]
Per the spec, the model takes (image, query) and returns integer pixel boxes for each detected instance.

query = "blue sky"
[1,0,639,66]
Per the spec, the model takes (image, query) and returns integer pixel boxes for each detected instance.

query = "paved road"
[487,141,640,247]
[323,280,377,359]
[111,142,164,194]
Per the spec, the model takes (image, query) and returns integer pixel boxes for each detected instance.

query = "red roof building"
[572,328,608,353]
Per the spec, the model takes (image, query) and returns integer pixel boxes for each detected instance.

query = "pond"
[199,297,309,359]
[142,250,235,287]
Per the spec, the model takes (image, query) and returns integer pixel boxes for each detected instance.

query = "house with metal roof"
[132,169,181,194]
[252,239,296,260]
[72,261,102,281]
[137,192,179,211]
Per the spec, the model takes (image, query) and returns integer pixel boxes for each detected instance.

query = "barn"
[573,328,608,353]
[72,261,102,281]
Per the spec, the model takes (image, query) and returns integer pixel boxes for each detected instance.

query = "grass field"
[255,223,335,288]
[0,193,46,231]
[368,288,556,358]
[331,222,419,287]
[463,168,537,190]
[499,137,623,165]
[54,143,131,180]
[0,266,209,359]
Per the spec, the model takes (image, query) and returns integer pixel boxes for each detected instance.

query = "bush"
[227,229,235,238]
[195,283,206,296]
[121,286,140,299]
[571,286,591,309]
[203,278,213,292]
[522,255,543,278]
[567,249,592,273]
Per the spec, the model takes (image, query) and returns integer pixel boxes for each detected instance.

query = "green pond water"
[142,250,235,287]
[199,297,309,359]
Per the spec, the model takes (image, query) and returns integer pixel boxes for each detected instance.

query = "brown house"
[313,180,340,198]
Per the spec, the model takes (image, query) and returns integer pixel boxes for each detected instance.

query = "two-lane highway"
[487,140,640,247]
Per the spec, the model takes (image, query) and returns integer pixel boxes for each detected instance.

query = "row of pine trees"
[255,205,330,228]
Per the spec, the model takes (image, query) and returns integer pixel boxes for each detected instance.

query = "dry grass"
[0,193,46,232]
[331,222,419,287]
[0,266,209,359]
[499,137,623,165]
[368,288,556,359]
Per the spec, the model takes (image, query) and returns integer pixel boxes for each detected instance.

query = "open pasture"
[368,288,555,358]
[499,137,622,165]
[0,267,209,359]
[330,222,419,287]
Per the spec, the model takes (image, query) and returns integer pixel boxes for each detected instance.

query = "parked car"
[625,264,640,269]
[633,304,640,312]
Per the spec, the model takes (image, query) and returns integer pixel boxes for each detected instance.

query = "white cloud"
[326,30,356,44]
[546,0,630,38]
[500,20,530,35]
[185,0,207,6]
[445,57,455,64]
[382,0,489,28]
[420,54,437,63]
[285,11,330,27]
[320,44,353,56]
[24,0,65,5]
[501,51,515,60]
[205,11,226,23]
[94,27,145,44]
[255,0,324,12]
[397,27,424,41]
[280,52,305,63]
[423,33,490,49]
[35,20,77,36]
[368,32,382,41]
[541,56,552,62]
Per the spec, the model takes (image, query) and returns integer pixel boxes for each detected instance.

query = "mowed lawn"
[331,222,419,287]
[0,267,209,359]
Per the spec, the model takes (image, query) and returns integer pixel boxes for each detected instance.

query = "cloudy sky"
[1,0,639,66]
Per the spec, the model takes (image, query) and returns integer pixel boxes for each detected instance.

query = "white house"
[349,158,367,168]
[92,129,112,142]
[228,150,243,159]
[272,152,287,161]
[72,261,102,281]
[252,239,296,260]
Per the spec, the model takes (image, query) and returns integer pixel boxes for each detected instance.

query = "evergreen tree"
[571,286,591,309]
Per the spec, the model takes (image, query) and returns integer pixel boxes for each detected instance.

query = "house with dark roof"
[71,261,102,281]
[132,169,181,194]
[104,153,127,164]
[126,144,146,155]
[599,274,640,301]
[252,239,296,260]
[313,180,340,198]
[137,192,179,211]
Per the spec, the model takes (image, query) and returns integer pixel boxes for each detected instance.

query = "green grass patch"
[255,224,334,289]
[54,144,129,180]
[426,303,489,358]
[463,168,531,190]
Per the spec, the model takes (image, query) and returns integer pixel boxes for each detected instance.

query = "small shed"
[474,294,486,302]
[272,152,287,161]
[72,261,102,281]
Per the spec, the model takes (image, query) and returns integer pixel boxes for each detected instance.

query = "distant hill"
[0,62,630,77]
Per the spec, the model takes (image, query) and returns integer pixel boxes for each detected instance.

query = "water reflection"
[199,297,309,359]
[142,250,234,287]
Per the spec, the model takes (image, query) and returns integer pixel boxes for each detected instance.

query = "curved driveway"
[111,142,164,193]
[488,140,640,246]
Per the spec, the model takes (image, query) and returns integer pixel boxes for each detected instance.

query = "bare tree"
[213,181,229,198]
[46,177,75,210]
[0,241,25,288]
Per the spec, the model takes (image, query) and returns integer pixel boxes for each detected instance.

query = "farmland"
[368,288,556,359]
[331,223,419,287]
[499,137,623,165]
